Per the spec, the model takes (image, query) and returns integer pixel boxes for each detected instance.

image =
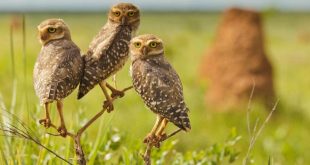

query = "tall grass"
[22,14,30,121]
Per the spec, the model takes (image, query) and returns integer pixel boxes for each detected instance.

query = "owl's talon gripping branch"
[153,133,167,148]
[106,83,125,98]
[103,100,114,113]
[39,118,51,128]
[99,81,115,112]
[143,133,156,144]
[100,82,133,112]
[57,126,67,137]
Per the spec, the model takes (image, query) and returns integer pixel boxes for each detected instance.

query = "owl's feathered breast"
[33,40,83,104]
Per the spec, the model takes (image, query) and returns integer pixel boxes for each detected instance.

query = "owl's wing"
[145,60,190,131]
[78,23,121,99]
[48,42,83,100]
[86,23,120,60]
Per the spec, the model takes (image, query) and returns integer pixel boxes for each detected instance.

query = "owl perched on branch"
[129,34,191,145]
[78,3,140,112]
[33,19,83,137]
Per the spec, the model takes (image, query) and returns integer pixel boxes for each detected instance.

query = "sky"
[0,0,310,12]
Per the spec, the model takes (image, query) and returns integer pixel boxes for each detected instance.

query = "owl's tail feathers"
[172,108,191,132]
[77,67,100,99]
[77,87,87,99]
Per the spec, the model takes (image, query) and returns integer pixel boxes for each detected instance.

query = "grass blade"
[9,21,15,78]
[22,14,30,122]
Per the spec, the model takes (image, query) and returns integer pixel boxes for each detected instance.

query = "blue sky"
[1,0,310,12]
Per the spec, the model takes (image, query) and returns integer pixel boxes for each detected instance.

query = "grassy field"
[0,12,310,164]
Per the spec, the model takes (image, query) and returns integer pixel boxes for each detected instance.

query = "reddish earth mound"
[200,8,275,110]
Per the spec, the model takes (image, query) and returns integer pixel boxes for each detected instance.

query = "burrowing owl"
[77,3,140,111]
[33,19,83,137]
[129,34,191,145]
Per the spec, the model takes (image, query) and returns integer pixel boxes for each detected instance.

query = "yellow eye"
[149,42,157,48]
[128,11,135,17]
[134,42,141,48]
[48,27,56,33]
[114,11,121,17]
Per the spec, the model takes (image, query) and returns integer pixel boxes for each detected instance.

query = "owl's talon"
[154,142,161,148]
[143,133,156,144]
[103,100,114,112]
[158,133,167,142]
[110,90,125,98]
[152,133,167,148]
[57,126,67,137]
[39,118,51,128]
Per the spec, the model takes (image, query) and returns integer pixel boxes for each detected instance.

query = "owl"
[34,19,83,137]
[129,34,191,145]
[77,3,140,112]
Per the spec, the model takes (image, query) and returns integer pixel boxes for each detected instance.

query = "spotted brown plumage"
[77,3,140,111]
[33,19,83,137]
[34,39,83,104]
[132,58,190,130]
[129,34,190,144]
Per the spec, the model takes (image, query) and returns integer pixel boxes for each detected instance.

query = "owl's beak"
[40,33,48,41]
[142,47,148,55]
[121,17,127,25]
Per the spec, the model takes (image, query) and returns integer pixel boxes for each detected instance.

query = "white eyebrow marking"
[130,38,143,44]
[146,39,163,45]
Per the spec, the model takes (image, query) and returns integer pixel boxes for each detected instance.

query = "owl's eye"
[149,42,157,48]
[134,42,141,48]
[114,11,121,17]
[128,11,135,17]
[48,27,56,33]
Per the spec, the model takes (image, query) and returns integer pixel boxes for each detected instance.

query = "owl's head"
[130,34,164,61]
[108,3,140,31]
[37,19,71,45]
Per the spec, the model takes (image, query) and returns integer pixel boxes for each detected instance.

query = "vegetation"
[0,12,310,164]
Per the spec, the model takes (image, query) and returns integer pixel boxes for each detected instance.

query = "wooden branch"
[73,135,86,165]
[142,143,152,165]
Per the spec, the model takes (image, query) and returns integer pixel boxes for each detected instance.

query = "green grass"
[0,12,310,164]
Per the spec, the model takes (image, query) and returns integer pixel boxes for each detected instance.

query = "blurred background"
[0,0,310,164]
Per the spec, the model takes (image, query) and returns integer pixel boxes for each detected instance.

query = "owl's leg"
[99,81,114,112]
[39,103,52,128]
[56,100,67,137]
[143,115,164,144]
[106,82,133,98]
[155,119,168,137]
[153,119,169,148]
[112,74,117,89]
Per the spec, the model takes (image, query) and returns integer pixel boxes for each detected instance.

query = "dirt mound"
[200,8,275,110]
